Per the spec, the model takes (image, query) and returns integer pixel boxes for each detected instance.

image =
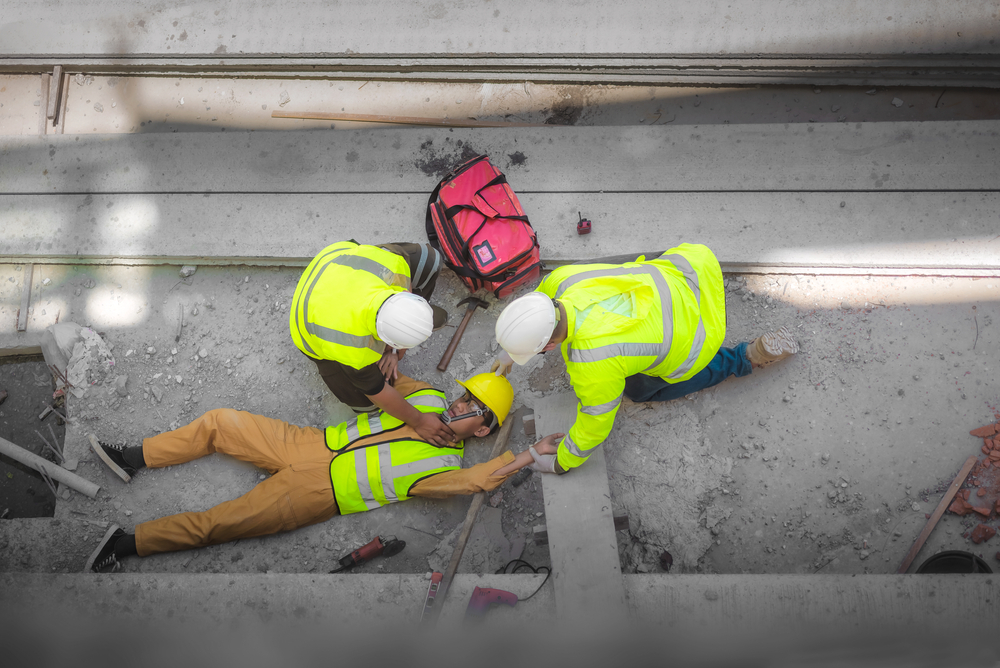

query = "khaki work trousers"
[135,408,337,556]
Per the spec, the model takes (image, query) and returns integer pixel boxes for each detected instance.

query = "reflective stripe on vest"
[412,244,443,292]
[563,433,589,459]
[353,444,462,509]
[343,391,448,442]
[658,253,707,380]
[556,265,674,372]
[555,256,709,377]
[580,393,623,416]
[292,243,410,361]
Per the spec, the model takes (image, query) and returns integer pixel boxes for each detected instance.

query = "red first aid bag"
[426,155,541,299]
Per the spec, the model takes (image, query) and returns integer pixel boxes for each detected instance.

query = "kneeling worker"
[86,373,559,572]
[493,244,798,474]
[290,240,454,445]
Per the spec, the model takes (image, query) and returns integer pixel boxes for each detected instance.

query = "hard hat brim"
[507,350,538,366]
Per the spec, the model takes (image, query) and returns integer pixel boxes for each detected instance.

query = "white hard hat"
[494,292,557,365]
[376,292,434,350]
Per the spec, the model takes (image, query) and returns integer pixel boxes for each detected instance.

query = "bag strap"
[426,155,490,251]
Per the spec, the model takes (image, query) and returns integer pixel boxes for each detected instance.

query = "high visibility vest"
[289,241,411,368]
[327,387,463,515]
[536,243,726,470]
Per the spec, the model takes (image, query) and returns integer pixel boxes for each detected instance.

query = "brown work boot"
[746,326,799,368]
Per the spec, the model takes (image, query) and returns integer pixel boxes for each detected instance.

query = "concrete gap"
[0,353,64,518]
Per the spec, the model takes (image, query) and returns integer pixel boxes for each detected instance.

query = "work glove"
[527,445,560,474]
[491,350,514,377]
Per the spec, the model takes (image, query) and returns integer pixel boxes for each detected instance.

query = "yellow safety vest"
[289,241,411,368]
[536,243,726,470]
[327,387,463,514]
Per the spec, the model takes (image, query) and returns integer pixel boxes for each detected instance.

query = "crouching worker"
[85,373,555,573]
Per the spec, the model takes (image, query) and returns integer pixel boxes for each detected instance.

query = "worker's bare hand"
[378,349,401,383]
[532,433,564,456]
[414,411,457,446]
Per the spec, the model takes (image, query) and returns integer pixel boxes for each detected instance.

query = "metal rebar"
[47,404,68,421]
[35,429,64,463]
[47,424,60,456]
[37,463,60,497]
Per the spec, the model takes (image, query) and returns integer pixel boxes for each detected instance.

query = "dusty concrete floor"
[2,76,999,576]
[2,261,997,575]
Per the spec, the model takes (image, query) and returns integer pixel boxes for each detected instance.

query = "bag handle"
[425,155,491,251]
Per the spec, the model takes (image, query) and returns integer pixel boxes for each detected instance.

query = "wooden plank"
[535,392,627,622]
[897,454,978,573]
[3,121,998,194]
[46,65,62,120]
[272,110,546,128]
[37,73,49,136]
[53,71,70,133]
[428,416,515,622]
[2,192,999,273]
[16,263,33,331]
[3,1,997,58]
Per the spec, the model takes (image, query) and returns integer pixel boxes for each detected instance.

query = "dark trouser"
[623,343,752,403]
[312,357,378,412]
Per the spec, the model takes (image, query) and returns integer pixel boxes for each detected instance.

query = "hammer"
[437,297,489,372]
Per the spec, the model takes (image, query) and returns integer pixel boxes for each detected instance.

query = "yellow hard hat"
[456,373,514,426]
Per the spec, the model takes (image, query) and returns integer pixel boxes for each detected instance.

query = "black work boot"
[86,525,126,573]
[88,434,140,483]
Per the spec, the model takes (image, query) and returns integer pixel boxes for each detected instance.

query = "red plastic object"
[577,212,592,235]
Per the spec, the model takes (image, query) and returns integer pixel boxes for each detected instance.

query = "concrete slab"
[2,191,999,273]
[3,75,998,139]
[3,122,998,193]
[0,571,553,626]
[5,1,998,57]
[0,572,995,664]
[535,393,627,623]
[2,122,998,273]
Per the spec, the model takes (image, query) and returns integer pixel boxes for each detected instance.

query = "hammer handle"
[437,308,476,371]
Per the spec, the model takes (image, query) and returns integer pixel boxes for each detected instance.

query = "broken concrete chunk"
[970,423,997,438]
[151,385,164,403]
[114,374,129,397]
[179,265,198,278]
[891,98,904,108]
[970,524,996,545]
[948,497,973,515]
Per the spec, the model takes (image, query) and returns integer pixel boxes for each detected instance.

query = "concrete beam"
[3,122,998,194]
[3,2,999,58]
[2,192,998,274]
[535,393,628,623]
[1,572,995,663]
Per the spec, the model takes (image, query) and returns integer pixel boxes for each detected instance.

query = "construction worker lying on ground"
[491,244,798,474]
[85,373,560,573]
[289,240,456,446]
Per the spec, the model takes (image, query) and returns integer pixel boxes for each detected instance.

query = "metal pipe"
[0,435,100,498]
